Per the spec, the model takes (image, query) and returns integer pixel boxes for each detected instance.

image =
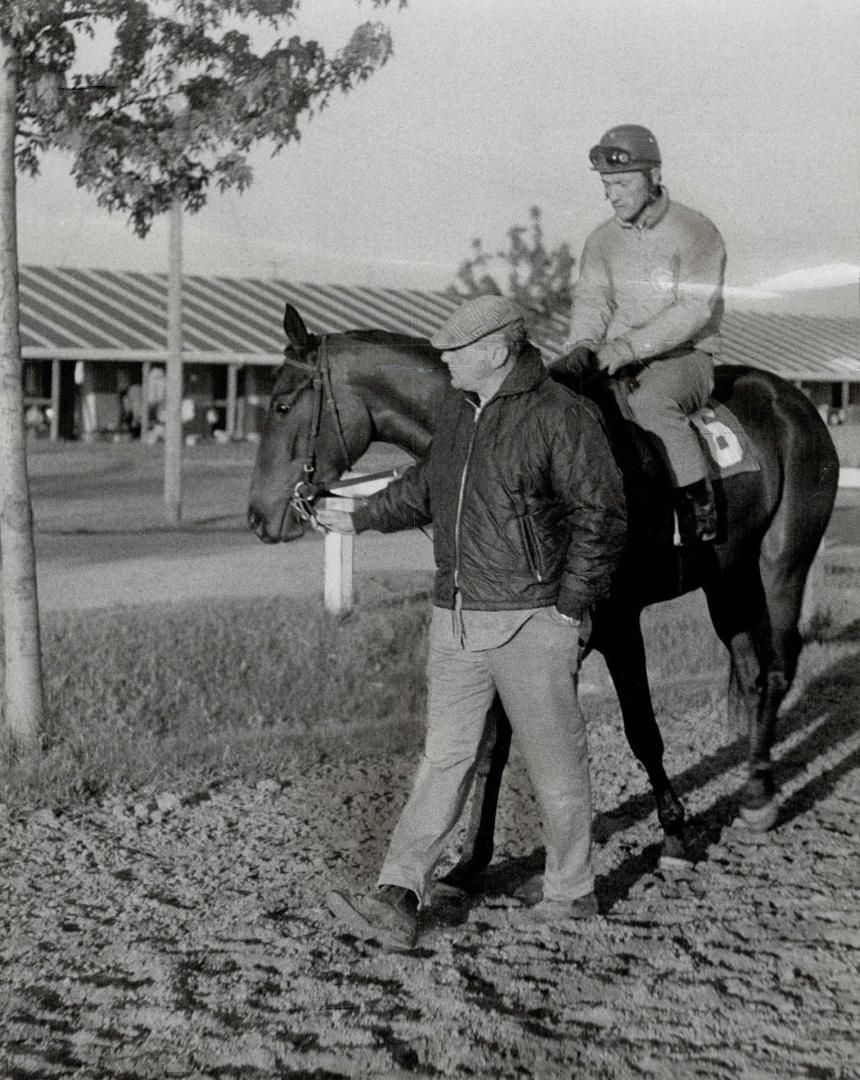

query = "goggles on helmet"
[589,145,636,169]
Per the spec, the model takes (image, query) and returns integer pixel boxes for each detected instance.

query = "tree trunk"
[0,34,45,746]
[164,196,183,524]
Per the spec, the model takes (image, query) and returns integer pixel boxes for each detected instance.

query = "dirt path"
[6,442,857,1076]
[3,642,858,1079]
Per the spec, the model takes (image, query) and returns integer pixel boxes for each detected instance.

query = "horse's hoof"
[658,833,694,871]
[738,798,779,831]
[514,873,544,906]
[656,790,685,827]
[658,853,695,872]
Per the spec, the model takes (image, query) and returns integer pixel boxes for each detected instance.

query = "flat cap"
[431,295,524,350]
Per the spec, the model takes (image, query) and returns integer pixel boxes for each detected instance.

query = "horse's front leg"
[437,693,511,892]
[594,608,692,868]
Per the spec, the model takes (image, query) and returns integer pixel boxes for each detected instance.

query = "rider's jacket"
[565,190,726,363]
[351,346,626,621]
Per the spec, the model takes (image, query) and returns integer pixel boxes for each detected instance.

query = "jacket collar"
[618,187,671,231]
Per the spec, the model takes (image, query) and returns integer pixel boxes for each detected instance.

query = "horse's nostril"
[248,508,269,539]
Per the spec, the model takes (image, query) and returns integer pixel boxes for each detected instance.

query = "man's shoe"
[673,478,718,545]
[517,892,599,925]
[326,885,419,949]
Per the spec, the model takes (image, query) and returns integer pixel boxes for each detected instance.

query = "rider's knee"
[628,385,674,424]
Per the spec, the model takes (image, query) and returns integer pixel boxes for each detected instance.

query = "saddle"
[611,379,760,483]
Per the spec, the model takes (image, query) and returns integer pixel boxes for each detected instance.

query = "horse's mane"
[343,329,432,350]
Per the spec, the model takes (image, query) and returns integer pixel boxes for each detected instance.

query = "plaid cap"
[431,295,524,350]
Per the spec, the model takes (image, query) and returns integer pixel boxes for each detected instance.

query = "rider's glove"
[596,337,636,375]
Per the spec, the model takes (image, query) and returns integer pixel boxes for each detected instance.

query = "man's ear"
[489,342,511,370]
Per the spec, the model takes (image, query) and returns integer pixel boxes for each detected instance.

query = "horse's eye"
[274,401,290,416]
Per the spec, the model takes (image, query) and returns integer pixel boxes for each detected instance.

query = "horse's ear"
[283,304,309,351]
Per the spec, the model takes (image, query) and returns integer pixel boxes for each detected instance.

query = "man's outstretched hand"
[313,503,356,534]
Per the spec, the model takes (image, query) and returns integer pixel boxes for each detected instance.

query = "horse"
[248,302,839,880]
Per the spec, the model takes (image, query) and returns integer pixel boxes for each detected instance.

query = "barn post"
[140,359,151,440]
[49,358,60,441]
[164,197,183,524]
[226,362,238,439]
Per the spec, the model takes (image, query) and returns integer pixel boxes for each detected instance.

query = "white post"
[324,531,355,616]
[318,476,401,615]
[320,495,359,615]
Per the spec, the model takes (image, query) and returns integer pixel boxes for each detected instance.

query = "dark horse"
[248,303,838,876]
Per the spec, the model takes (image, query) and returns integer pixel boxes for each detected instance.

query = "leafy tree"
[11,0,404,234]
[0,0,404,747]
[449,205,575,330]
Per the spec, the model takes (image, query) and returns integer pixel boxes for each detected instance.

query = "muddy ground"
[3,641,858,1080]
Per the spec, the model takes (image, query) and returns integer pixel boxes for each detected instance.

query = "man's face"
[601,170,654,222]
[441,339,504,394]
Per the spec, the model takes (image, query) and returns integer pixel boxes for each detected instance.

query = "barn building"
[18,265,860,461]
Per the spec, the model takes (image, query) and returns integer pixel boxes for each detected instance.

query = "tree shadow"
[471,642,860,911]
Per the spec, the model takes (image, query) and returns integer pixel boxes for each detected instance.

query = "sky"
[15,0,860,314]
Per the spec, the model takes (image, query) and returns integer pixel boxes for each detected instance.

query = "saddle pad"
[691,402,760,479]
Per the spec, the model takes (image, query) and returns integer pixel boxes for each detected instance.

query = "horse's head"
[247,304,373,543]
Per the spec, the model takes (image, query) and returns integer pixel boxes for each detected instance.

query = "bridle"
[279,334,355,525]
[273,329,424,541]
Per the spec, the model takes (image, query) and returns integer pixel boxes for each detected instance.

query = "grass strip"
[1,572,855,813]
[1,575,433,810]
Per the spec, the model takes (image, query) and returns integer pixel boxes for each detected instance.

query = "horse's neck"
[342,341,447,459]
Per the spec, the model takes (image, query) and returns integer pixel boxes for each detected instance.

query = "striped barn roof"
[18,265,860,381]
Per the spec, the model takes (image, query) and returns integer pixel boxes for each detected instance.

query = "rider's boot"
[673,477,718,545]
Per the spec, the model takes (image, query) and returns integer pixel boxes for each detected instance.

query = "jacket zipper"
[453,401,482,604]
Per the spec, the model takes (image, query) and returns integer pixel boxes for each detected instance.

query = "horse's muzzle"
[247,505,305,543]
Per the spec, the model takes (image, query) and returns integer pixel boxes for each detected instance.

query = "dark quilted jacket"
[351,346,627,620]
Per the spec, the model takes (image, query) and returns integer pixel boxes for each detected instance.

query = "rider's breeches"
[626,350,714,487]
[379,606,594,905]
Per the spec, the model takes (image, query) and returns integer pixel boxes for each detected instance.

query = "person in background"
[315,295,626,949]
[555,124,727,544]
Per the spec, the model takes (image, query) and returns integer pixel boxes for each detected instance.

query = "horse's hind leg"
[738,549,812,828]
[728,380,838,829]
[595,609,691,867]
[707,537,824,830]
[437,694,512,893]
[704,565,777,825]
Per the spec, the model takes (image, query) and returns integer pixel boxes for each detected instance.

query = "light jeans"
[379,605,594,904]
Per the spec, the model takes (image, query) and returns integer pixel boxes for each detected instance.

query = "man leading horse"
[555,123,727,545]
[316,296,626,947]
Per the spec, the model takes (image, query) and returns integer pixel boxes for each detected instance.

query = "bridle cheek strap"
[280,335,354,524]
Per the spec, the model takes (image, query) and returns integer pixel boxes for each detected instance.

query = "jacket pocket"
[518,514,546,583]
